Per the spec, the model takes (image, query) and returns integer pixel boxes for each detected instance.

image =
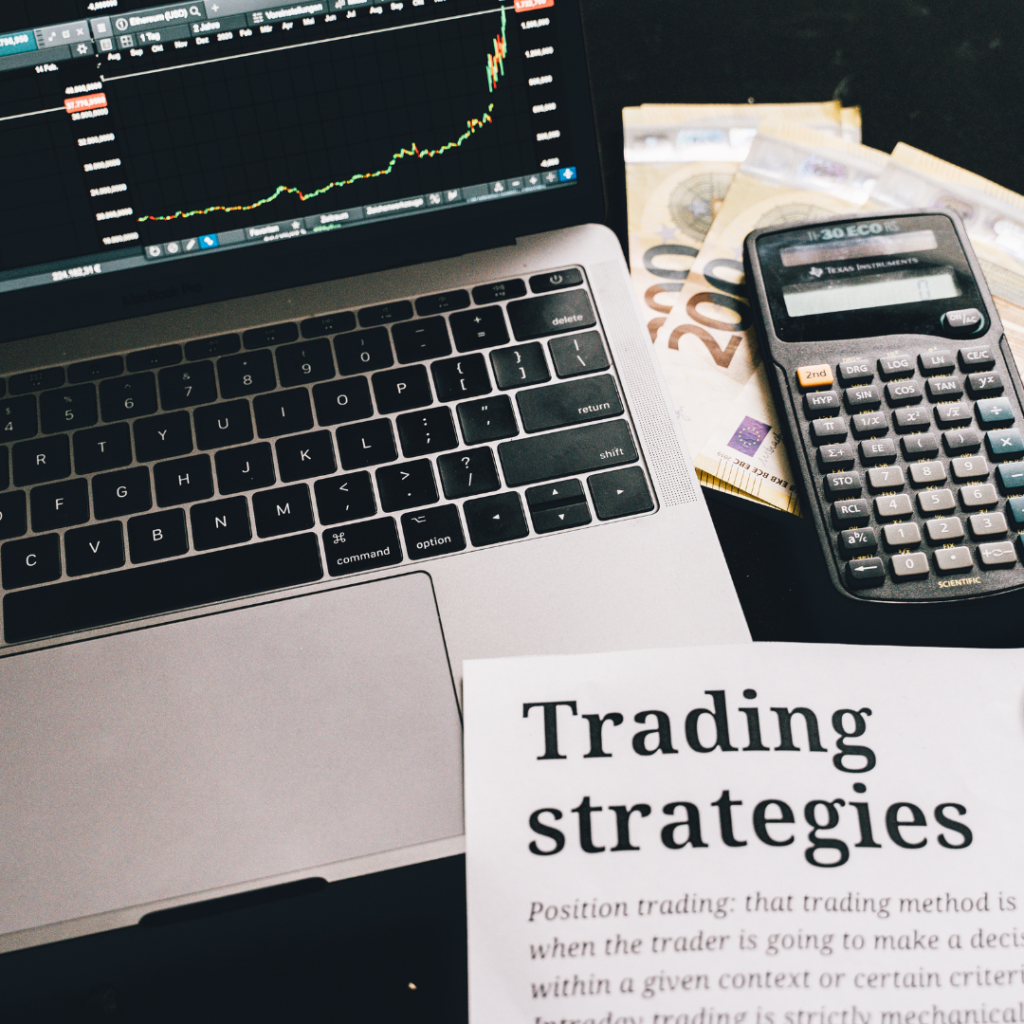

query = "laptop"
[0,0,748,952]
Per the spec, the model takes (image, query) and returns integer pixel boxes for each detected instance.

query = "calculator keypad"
[796,345,1024,594]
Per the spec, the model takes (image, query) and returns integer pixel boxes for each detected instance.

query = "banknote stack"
[624,103,1024,516]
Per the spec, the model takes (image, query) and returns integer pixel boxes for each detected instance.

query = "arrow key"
[463,491,529,546]
[526,478,590,533]
[587,466,654,520]
[845,557,886,589]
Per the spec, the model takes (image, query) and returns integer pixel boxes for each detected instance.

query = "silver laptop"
[0,0,748,951]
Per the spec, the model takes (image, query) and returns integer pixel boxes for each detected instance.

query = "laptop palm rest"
[0,571,463,937]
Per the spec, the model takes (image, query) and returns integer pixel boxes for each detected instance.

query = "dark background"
[4,0,1023,1019]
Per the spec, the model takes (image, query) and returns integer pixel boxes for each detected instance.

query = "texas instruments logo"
[809,266,824,278]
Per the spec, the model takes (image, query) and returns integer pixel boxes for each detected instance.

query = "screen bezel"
[0,0,606,345]
[754,213,986,343]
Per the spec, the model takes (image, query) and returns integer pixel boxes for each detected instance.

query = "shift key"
[499,420,637,486]
[517,375,622,432]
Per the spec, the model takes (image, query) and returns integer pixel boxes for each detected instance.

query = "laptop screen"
[0,0,583,306]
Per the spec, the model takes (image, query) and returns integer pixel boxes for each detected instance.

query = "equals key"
[549,331,609,378]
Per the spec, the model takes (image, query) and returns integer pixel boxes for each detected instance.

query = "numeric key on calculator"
[867,465,905,491]
[891,551,929,578]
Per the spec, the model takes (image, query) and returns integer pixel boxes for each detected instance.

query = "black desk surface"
[5,1,1024,1019]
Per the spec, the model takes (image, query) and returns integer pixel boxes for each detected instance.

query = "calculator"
[744,209,1024,602]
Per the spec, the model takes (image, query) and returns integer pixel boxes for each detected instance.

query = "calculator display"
[783,269,960,318]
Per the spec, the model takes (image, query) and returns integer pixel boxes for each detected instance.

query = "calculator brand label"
[936,576,980,589]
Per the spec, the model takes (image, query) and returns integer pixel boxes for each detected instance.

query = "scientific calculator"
[744,209,1024,602]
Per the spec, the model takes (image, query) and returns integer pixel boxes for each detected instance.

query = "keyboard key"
[437,447,500,498]
[500,420,638,487]
[128,509,189,563]
[93,467,152,519]
[927,377,964,400]
[31,479,89,531]
[126,345,182,372]
[810,418,847,443]
[507,290,596,340]
[878,354,914,380]
[909,460,946,485]
[885,380,923,405]
[959,345,996,372]
[336,327,394,374]
[472,279,526,304]
[158,362,218,410]
[194,399,254,449]
[960,483,999,509]
[882,521,921,549]
[276,430,337,481]
[184,334,240,360]
[918,350,955,376]
[376,460,438,511]
[64,521,124,576]
[943,428,982,454]
[0,490,26,539]
[986,428,1024,461]
[851,412,887,438]
[314,472,376,525]
[415,290,470,315]
[549,332,609,378]
[967,371,1004,398]
[843,385,881,412]
[13,435,71,486]
[243,322,299,349]
[517,375,623,433]
[10,367,64,394]
[323,518,403,576]
[2,534,61,589]
[464,492,529,546]
[838,527,877,556]
[977,396,1014,427]
[875,493,913,520]
[970,511,1008,538]
[432,354,492,401]
[951,456,989,480]
[217,351,276,398]
[998,462,1024,491]
[934,547,973,573]
[254,388,314,438]
[336,419,397,469]
[2,534,322,643]
[73,423,132,473]
[0,447,7,490]
[846,557,885,587]
[401,504,466,558]
[215,443,275,493]
[817,443,854,470]
[925,516,964,543]
[588,466,654,520]
[40,385,98,433]
[301,311,356,337]
[190,496,251,550]
[824,472,862,499]
[837,360,872,386]
[100,373,157,421]
[917,488,955,515]
[0,396,39,441]
[901,433,939,460]
[1009,496,1024,525]
[154,454,214,506]
[313,378,373,425]
[491,343,549,390]
[457,396,518,444]
[393,317,452,363]
[530,499,593,535]
[934,402,973,428]
[859,437,896,465]
[372,365,432,413]
[275,338,336,386]
[866,465,904,491]
[530,268,583,293]
[893,407,930,433]
[68,356,124,383]
[979,541,1017,567]
[253,484,314,537]
[358,300,413,327]
[396,407,458,457]
[450,307,511,352]
[134,411,193,462]
[891,551,929,578]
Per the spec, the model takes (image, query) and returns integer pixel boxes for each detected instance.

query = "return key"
[517,375,623,433]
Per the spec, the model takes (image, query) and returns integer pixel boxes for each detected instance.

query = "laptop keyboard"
[0,267,655,644]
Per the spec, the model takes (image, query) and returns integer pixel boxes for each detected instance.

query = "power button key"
[941,308,985,337]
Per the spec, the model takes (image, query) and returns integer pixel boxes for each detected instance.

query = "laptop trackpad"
[0,571,463,936]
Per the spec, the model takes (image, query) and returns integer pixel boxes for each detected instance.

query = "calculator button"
[839,528,877,556]
[882,521,922,549]
[934,547,973,573]
[878,354,915,380]
[893,407,930,433]
[1008,496,1024,525]
[867,465,905,491]
[796,364,834,388]
[811,418,848,443]
[985,428,1024,461]
[979,541,1017,567]
[969,511,1008,538]
[951,456,989,480]
[844,385,881,412]
[917,488,956,515]
[832,498,870,528]
[817,443,855,471]
[909,460,947,485]
[846,557,886,587]
[960,483,999,509]
[891,551,929,578]
[966,372,1004,398]
[901,433,939,460]
[885,380,923,406]
[943,428,982,454]
[851,412,887,438]
[837,360,873,386]
[925,516,964,543]
[927,377,964,401]
[997,462,1024,491]
[859,438,897,465]
[940,309,985,338]
[918,350,955,376]
[875,493,913,520]
[934,402,973,428]
[976,397,1014,427]
[804,391,841,418]
[958,344,995,371]
[824,472,862,499]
